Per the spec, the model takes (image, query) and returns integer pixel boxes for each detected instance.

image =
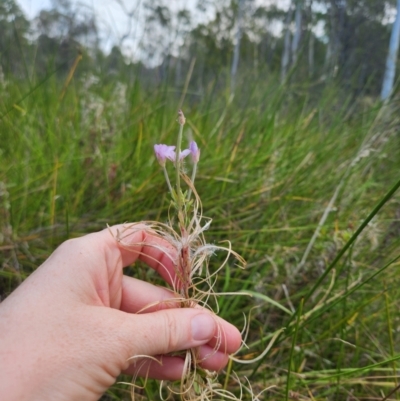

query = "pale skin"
[0,224,242,401]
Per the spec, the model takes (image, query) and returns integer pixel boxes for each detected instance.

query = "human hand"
[0,224,241,401]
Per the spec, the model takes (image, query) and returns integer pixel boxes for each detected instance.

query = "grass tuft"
[1,73,400,400]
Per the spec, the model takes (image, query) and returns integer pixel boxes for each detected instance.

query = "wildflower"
[154,144,176,166]
[189,141,200,163]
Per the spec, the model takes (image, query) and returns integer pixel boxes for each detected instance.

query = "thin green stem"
[223,358,233,391]
[175,122,184,216]
[304,175,400,305]
[384,283,399,399]
[162,166,173,194]
[187,162,197,200]
[285,298,304,401]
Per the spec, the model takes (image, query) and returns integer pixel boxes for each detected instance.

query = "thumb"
[118,308,217,361]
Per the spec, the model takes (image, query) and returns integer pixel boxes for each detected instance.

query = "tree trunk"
[308,0,314,77]
[324,0,346,79]
[381,0,400,100]
[291,0,303,66]
[231,0,244,93]
[281,1,294,82]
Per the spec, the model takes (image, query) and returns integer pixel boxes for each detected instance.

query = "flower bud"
[177,109,186,126]
[189,141,200,163]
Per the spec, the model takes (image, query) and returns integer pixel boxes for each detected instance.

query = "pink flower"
[189,141,200,163]
[154,144,176,166]
[168,148,191,161]
[178,149,191,160]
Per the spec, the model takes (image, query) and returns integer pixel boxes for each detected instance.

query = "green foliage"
[0,0,30,77]
[1,67,400,399]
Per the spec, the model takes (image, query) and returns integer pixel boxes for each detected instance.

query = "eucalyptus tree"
[307,0,316,76]
[36,0,98,48]
[0,0,30,77]
[381,0,400,100]
[281,0,294,82]
[231,0,245,92]
[174,8,192,85]
[142,0,172,65]
[310,0,391,94]
[33,0,99,76]
[188,1,235,90]
[322,0,346,78]
[280,0,316,81]
[291,0,304,65]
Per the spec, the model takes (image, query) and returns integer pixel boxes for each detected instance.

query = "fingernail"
[191,314,216,341]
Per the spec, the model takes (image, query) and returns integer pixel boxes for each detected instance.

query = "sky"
[13,0,397,65]
[16,0,291,20]
[15,0,397,40]
[16,0,211,59]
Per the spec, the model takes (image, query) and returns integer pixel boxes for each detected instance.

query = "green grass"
[1,71,400,400]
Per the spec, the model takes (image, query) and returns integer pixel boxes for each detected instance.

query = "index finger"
[108,223,178,286]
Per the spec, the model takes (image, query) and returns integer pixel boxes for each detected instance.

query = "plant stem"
[162,166,173,194]
[187,162,197,201]
[285,298,304,401]
[176,120,184,219]
[304,174,400,304]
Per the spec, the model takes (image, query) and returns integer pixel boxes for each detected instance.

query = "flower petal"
[154,144,176,165]
[180,149,191,160]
